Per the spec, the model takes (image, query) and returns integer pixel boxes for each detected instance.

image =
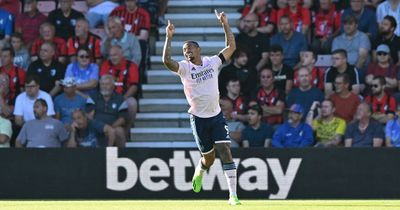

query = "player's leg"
[212,112,240,205]
[214,143,240,205]
[190,114,214,193]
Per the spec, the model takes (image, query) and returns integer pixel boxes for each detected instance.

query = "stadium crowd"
[0,0,400,148]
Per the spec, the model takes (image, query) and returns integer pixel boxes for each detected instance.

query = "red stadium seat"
[72,1,88,13]
[36,1,56,16]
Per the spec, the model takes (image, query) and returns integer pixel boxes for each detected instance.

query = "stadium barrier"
[0,147,399,199]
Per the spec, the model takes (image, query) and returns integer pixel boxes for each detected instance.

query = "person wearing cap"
[242,104,274,148]
[341,0,378,40]
[365,44,398,94]
[47,0,85,41]
[332,14,370,70]
[373,15,400,66]
[272,104,314,148]
[15,0,47,47]
[344,102,384,147]
[54,77,86,130]
[306,100,346,147]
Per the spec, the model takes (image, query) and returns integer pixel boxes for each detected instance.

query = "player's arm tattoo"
[162,37,179,72]
[220,20,236,61]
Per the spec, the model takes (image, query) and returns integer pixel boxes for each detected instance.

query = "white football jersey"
[175,55,222,118]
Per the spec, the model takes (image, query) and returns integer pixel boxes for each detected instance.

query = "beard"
[100,89,112,97]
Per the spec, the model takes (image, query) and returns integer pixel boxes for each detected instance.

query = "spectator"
[0,47,26,104]
[0,0,20,16]
[30,22,67,64]
[376,0,400,36]
[65,46,99,95]
[0,115,11,147]
[102,16,142,65]
[100,45,138,132]
[344,102,384,147]
[0,73,12,118]
[11,33,30,71]
[332,15,371,70]
[270,15,308,68]
[0,8,12,49]
[86,75,129,147]
[220,78,248,123]
[54,77,87,130]
[218,49,257,96]
[27,42,65,96]
[47,0,85,41]
[241,0,277,35]
[86,0,119,28]
[311,0,341,54]
[242,104,274,148]
[67,18,102,66]
[365,76,396,124]
[372,15,400,66]
[277,0,311,35]
[329,73,361,123]
[220,99,245,148]
[365,44,398,93]
[287,67,324,114]
[306,100,346,147]
[13,75,55,127]
[16,99,69,148]
[293,50,325,91]
[250,68,285,127]
[68,109,116,147]
[236,13,270,71]
[15,0,47,47]
[324,49,362,97]
[276,0,288,9]
[341,0,378,40]
[272,104,314,148]
[385,104,400,147]
[268,44,293,94]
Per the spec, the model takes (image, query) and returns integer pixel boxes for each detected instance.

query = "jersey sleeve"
[66,38,76,56]
[16,123,27,145]
[128,62,139,85]
[89,64,100,81]
[177,60,188,76]
[13,95,23,116]
[335,119,346,136]
[0,118,12,138]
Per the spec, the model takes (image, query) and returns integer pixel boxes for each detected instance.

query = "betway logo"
[106,147,302,199]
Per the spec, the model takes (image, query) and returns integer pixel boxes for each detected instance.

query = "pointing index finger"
[214,9,219,17]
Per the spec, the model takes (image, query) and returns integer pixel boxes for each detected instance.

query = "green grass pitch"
[1,200,400,210]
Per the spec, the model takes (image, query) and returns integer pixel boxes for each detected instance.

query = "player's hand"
[166,20,175,38]
[215,9,228,24]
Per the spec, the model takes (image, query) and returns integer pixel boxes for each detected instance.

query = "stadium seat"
[37,1,56,16]
[72,1,88,13]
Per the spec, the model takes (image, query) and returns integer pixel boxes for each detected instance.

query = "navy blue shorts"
[190,112,231,154]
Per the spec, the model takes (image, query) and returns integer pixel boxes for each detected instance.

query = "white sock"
[195,158,207,177]
[224,166,237,197]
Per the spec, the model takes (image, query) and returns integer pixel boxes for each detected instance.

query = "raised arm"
[215,10,236,61]
[162,20,179,72]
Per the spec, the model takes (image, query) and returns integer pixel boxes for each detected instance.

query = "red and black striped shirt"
[110,6,151,36]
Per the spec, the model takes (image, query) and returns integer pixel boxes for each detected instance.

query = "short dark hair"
[248,104,263,116]
[1,47,15,57]
[35,99,48,109]
[25,75,40,85]
[183,40,200,48]
[332,49,348,59]
[373,75,386,86]
[323,99,335,108]
[270,44,283,53]
[335,73,350,85]
[384,15,397,31]
[232,48,248,59]
[76,46,92,57]
[279,14,291,23]
[11,32,23,40]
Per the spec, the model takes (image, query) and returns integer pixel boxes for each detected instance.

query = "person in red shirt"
[249,68,285,127]
[31,22,67,64]
[15,0,47,48]
[311,0,341,54]
[100,45,138,135]
[0,73,13,118]
[220,78,248,123]
[67,18,102,66]
[293,50,325,91]
[110,0,151,41]
[0,0,20,16]
[277,0,311,35]
[0,47,25,105]
[241,0,277,35]
[365,75,396,124]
